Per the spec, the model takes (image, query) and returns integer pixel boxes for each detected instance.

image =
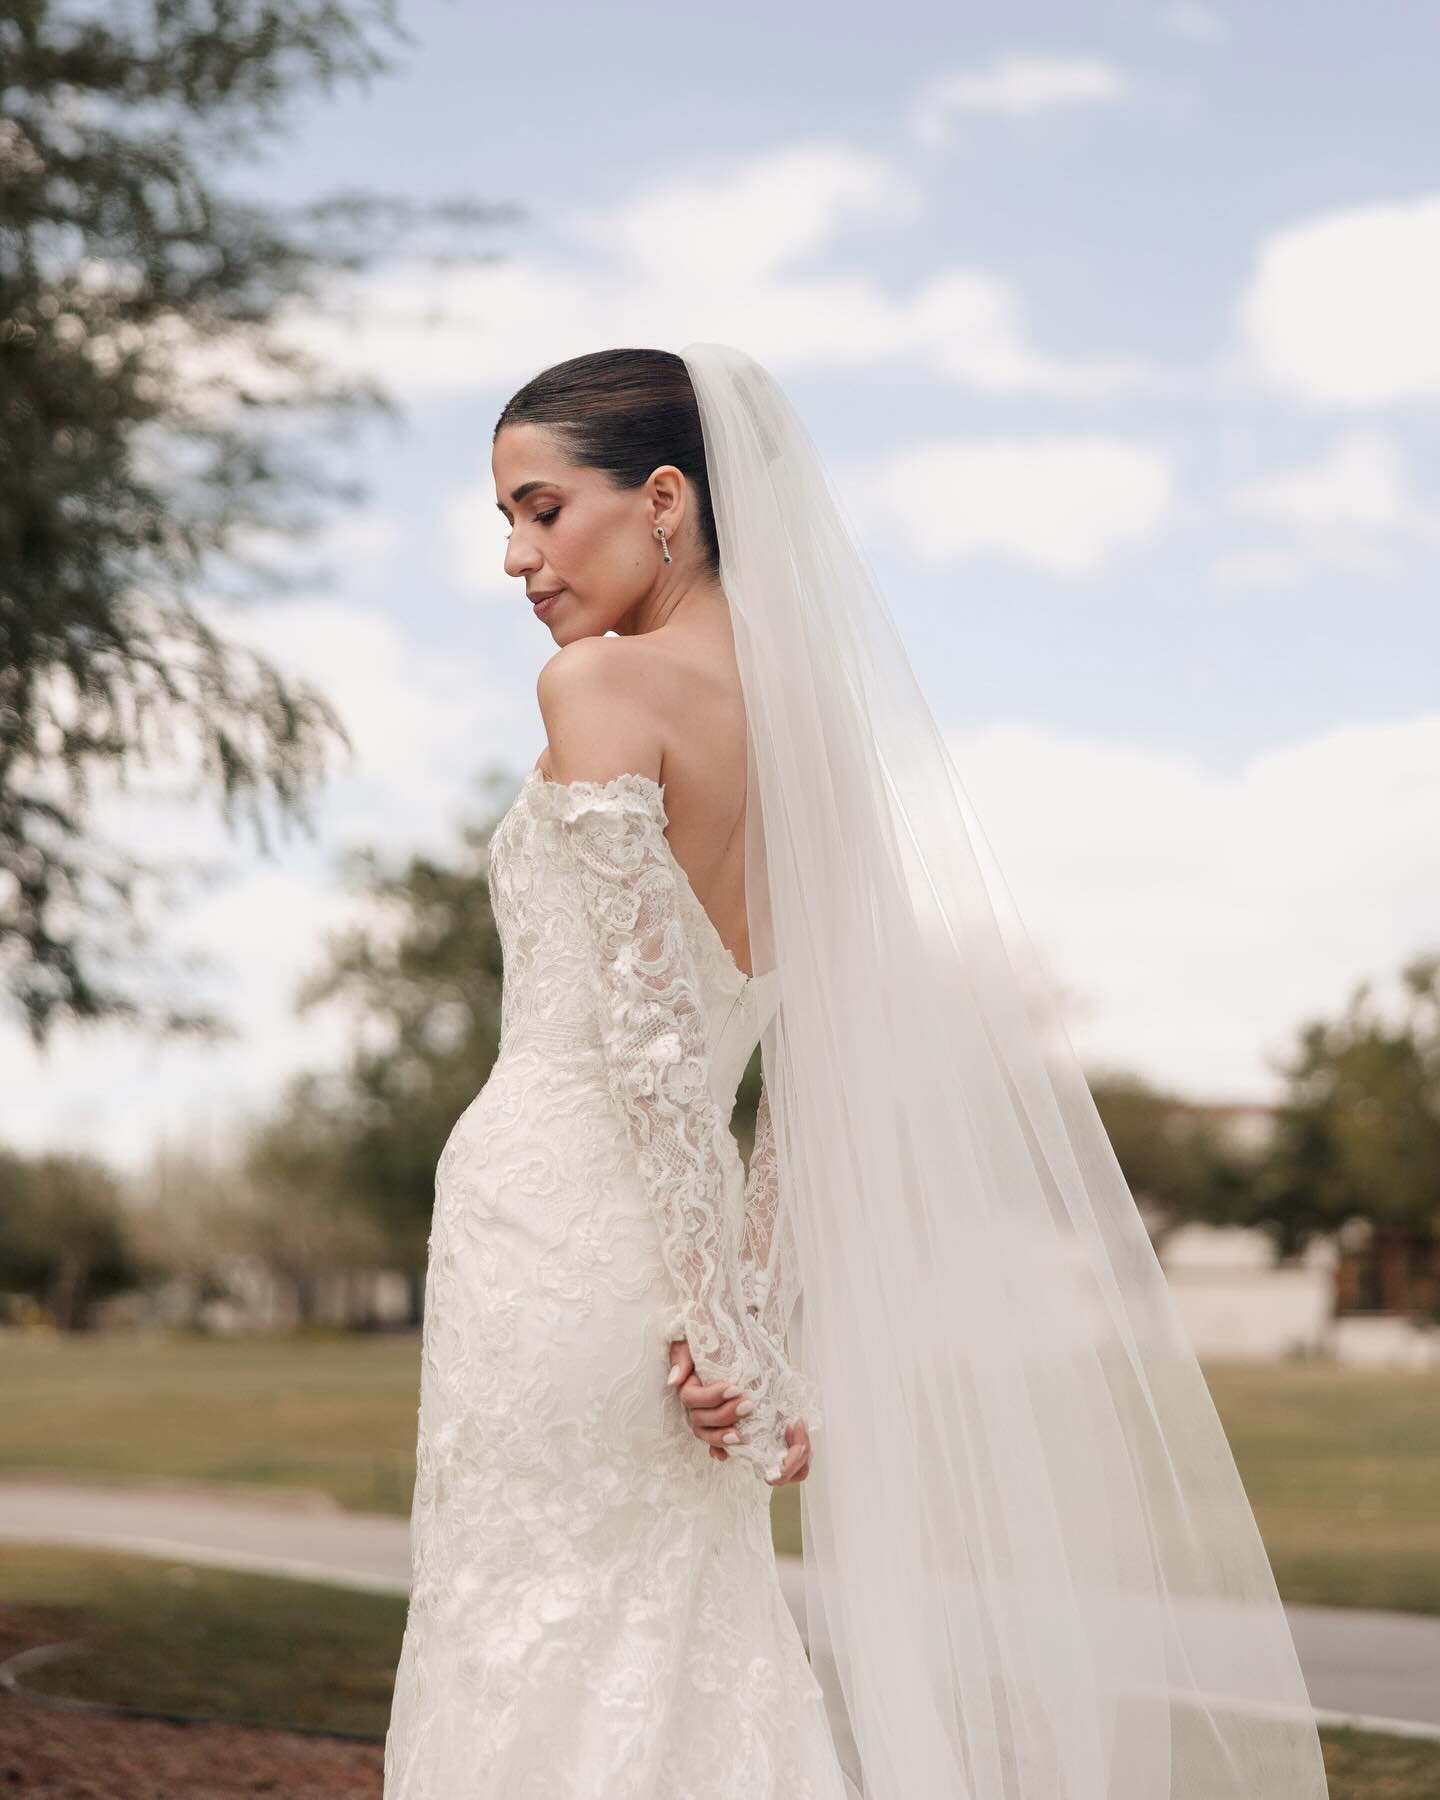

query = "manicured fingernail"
[735,1400,756,1417]
[722,1385,743,1399]
[723,1430,740,1444]
[667,1366,683,1386]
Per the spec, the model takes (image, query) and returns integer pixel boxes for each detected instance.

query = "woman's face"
[493,422,668,641]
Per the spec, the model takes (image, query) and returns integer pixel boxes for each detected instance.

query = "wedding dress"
[382,764,854,1799]
[382,338,1329,1799]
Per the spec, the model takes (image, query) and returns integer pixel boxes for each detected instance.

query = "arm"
[550,773,806,1481]
[740,1072,804,1352]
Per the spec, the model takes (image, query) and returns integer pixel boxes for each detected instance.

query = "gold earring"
[655,525,671,566]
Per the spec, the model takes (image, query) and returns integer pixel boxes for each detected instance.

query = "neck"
[615,570,729,639]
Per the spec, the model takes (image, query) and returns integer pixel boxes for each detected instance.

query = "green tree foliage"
[0,1143,136,1327]
[1255,952,1440,1256]
[0,0,514,1047]
[240,1104,389,1324]
[1089,1068,1251,1231]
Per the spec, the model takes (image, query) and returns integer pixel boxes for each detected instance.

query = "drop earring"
[654,525,671,566]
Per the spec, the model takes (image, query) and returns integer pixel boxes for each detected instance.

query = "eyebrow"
[496,479,559,516]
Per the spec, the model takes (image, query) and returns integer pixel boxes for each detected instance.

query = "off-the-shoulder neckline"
[528,764,663,798]
[520,766,754,989]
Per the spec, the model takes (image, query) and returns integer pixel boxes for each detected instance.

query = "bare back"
[537,616,754,979]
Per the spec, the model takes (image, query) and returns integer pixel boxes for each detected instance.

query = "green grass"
[1321,1728,1440,1800]
[1,1542,403,1738]
[4,1331,1439,1614]
[3,1544,1433,1796]
[1203,1361,1440,1615]
[0,1327,418,1514]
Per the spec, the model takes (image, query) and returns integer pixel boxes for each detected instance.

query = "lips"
[529,590,562,605]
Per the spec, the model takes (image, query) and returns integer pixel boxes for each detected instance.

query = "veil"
[679,341,1330,1799]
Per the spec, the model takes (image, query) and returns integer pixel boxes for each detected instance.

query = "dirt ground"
[0,1607,384,1799]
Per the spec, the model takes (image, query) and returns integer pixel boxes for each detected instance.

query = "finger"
[767,1447,801,1485]
[666,1340,693,1389]
[685,1400,746,1429]
[708,1444,728,1461]
[770,1437,809,1485]
[693,1423,745,1447]
[678,1377,733,1409]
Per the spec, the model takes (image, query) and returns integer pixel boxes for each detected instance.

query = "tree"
[1088,1068,1253,1236]
[0,0,515,1048]
[1254,952,1440,1262]
[241,1102,389,1324]
[0,1143,137,1328]
[281,773,511,1314]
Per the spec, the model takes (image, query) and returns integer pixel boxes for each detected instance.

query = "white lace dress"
[382,769,851,1799]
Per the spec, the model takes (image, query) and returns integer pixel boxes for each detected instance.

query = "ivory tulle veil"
[679,340,1330,1800]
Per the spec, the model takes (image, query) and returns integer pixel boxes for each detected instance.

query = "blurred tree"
[1254,952,1440,1269]
[1089,1068,1252,1235]
[0,0,517,1048]
[241,1102,389,1324]
[283,777,510,1317]
[0,1143,136,1327]
[124,1133,263,1326]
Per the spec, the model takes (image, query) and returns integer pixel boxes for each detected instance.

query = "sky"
[6,0,1438,1168]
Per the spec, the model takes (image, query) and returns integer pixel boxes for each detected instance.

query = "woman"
[383,344,1330,1798]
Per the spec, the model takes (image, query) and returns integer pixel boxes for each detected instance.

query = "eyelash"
[504,506,559,539]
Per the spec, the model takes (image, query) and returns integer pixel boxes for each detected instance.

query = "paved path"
[3,1476,1437,1742]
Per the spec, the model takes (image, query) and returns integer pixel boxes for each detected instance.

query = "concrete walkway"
[3,1476,1437,1742]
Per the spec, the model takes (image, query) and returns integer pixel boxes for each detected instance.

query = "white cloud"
[1230,429,1430,535]
[567,142,921,283]
[949,713,1440,1098]
[1235,195,1440,408]
[1214,430,1440,586]
[200,595,526,854]
[444,473,515,599]
[1163,4,1226,42]
[311,513,408,590]
[1209,546,1308,592]
[910,57,1131,147]
[842,434,1177,575]
[283,141,1150,405]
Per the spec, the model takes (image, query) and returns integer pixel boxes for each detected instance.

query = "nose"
[507,522,550,583]
[503,529,542,581]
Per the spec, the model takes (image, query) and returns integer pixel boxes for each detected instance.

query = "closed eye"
[504,507,560,540]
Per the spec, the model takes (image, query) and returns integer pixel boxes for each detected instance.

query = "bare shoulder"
[536,636,668,783]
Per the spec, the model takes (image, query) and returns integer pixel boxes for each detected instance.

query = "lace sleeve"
[546,771,807,1481]
[740,1073,804,1354]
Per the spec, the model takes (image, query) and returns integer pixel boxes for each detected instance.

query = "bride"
[382,343,1331,1798]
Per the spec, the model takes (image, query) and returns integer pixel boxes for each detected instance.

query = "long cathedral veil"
[679,341,1329,1800]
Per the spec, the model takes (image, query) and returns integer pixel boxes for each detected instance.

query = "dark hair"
[493,348,720,579]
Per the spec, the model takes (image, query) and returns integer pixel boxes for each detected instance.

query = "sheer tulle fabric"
[680,341,1330,1799]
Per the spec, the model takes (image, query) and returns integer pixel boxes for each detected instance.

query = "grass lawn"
[1202,1360,1440,1616]
[0,1543,402,1739]
[1,1544,1432,1799]
[0,1327,419,1514]
[4,1329,1438,1614]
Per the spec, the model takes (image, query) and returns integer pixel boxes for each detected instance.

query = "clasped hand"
[666,1339,811,1485]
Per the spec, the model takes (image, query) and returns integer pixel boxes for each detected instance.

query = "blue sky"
[6,1,1437,1166]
